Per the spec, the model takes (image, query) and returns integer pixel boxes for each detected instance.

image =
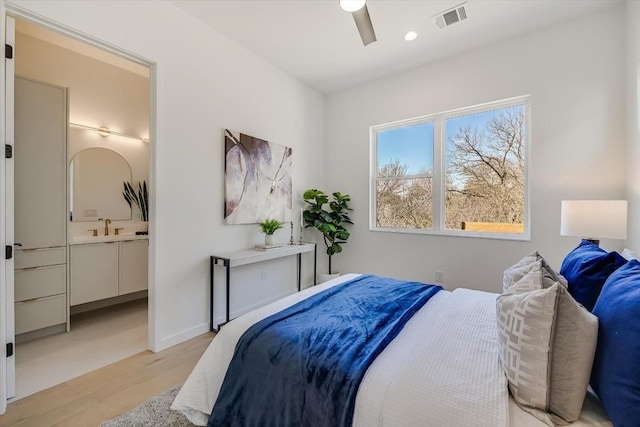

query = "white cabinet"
[15,77,67,250]
[14,77,68,336]
[119,240,148,295]
[14,261,67,335]
[70,239,148,306]
[70,243,119,305]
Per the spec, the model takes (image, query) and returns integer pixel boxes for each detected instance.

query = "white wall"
[3,0,325,350]
[325,5,626,293]
[625,0,640,249]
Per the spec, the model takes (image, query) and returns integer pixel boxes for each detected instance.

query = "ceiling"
[171,0,620,94]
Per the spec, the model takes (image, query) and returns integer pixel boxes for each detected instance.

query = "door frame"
[0,3,158,413]
[0,6,14,416]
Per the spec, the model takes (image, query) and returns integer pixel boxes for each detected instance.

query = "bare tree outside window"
[376,161,433,229]
[375,122,434,229]
[372,98,528,237]
[445,106,525,232]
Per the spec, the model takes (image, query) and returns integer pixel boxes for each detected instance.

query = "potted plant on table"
[303,189,353,283]
[258,218,284,246]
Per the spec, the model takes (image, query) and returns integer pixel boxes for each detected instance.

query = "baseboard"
[155,289,301,352]
[16,323,66,343]
[213,288,297,329]
[155,322,210,353]
[70,291,148,315]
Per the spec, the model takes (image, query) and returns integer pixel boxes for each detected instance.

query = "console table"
[210,243,316,331]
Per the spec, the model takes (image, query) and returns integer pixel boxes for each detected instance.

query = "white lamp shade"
[560,200,627,240]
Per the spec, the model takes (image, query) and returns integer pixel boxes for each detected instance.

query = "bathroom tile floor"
[13,298,148,401]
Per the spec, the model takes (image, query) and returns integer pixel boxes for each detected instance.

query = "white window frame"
[370,95,531,241]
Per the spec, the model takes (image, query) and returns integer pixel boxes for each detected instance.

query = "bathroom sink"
[69,233,148,245]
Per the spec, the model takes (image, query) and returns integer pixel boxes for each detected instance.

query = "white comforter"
[172,274,510,426]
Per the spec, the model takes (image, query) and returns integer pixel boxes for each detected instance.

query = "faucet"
[98,218,111,236]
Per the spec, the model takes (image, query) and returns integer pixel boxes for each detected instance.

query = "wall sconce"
[560,200,627,246]
[69,122,148,142]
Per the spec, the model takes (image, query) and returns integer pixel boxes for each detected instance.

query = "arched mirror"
[70,147,132,221]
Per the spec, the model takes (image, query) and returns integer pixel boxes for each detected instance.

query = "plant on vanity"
[302,189,352,277]
[123,180,149,222]
[258,219,284,245]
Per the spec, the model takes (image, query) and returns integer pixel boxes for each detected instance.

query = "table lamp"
[560,200,627,246]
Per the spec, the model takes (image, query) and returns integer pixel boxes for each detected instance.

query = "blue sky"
[377,106,523,175]
[377,122,434,175]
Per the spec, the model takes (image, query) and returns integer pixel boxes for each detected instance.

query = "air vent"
[433,2,468,29]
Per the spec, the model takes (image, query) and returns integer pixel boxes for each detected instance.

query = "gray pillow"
[503,250,567,292]
[497,282,598,424]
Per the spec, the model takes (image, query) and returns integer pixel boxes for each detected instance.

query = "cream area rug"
[100,384,196,427]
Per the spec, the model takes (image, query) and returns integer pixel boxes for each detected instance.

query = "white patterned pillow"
[497,282,598,424]
[503,251,567,292]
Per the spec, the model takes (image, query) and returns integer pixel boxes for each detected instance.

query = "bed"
[173,260,617,427]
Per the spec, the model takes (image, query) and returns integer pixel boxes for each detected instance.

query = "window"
[371,96,530,239]
[376,121,434,229]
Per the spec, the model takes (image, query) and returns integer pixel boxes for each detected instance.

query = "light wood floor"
[0,332,214,427]
[16,299,148,400]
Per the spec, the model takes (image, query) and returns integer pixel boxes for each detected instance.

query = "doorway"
[2,13,155,404]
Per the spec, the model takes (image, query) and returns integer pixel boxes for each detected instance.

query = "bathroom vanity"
[70,235,148,306]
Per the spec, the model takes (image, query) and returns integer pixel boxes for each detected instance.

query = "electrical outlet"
[84,208,98,217]
[260,270,266,281]
[435,271,444,284]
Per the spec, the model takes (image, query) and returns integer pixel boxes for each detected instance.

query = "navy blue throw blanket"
[208,274,442,427]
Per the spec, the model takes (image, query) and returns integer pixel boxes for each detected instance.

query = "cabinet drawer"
[15,264,66,302]
[15,294,66,335]
[15,247,66,269]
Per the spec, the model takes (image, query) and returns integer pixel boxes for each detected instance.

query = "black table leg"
[313,243,317,286]
[226,261,231,325]
[209,256,218,333]
[297,253,302,291]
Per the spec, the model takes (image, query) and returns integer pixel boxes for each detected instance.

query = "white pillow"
[621,247,639,261]
[497,280,598,424]
[503,251,567,292]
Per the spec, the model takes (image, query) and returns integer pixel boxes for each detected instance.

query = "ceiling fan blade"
[352,4,376,46]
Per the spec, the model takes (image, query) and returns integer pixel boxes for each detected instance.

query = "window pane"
[377,122,434,176]
[376,177,433,229]
[376,122,434,229]
[444,105,525,233]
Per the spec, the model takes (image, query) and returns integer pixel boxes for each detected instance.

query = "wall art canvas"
[224,129,292,224]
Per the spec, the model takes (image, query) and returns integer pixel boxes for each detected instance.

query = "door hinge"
[5,245,12,260]
[6,343,13,357]
[5,144,13,159]
[5,44,13,59]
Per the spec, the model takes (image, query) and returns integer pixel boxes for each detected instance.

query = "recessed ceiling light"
[340,0,366,13]
[404,31,418,41]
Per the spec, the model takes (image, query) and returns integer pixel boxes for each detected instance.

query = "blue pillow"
[559,240,627,311]
[591,259,640,427]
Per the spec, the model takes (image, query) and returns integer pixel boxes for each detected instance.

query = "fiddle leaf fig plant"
[303,189,353,274]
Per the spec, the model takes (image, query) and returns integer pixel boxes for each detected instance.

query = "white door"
[1,14,16,414]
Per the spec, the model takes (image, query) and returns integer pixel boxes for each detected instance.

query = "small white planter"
[318,272,340,284]
[264,234,275,245]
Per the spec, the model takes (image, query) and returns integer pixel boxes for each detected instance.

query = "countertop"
[69,234,149,245]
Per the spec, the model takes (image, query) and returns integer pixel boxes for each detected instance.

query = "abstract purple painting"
[224,129,292,224]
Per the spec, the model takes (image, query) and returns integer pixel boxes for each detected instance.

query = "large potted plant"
[303,189,352,283]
